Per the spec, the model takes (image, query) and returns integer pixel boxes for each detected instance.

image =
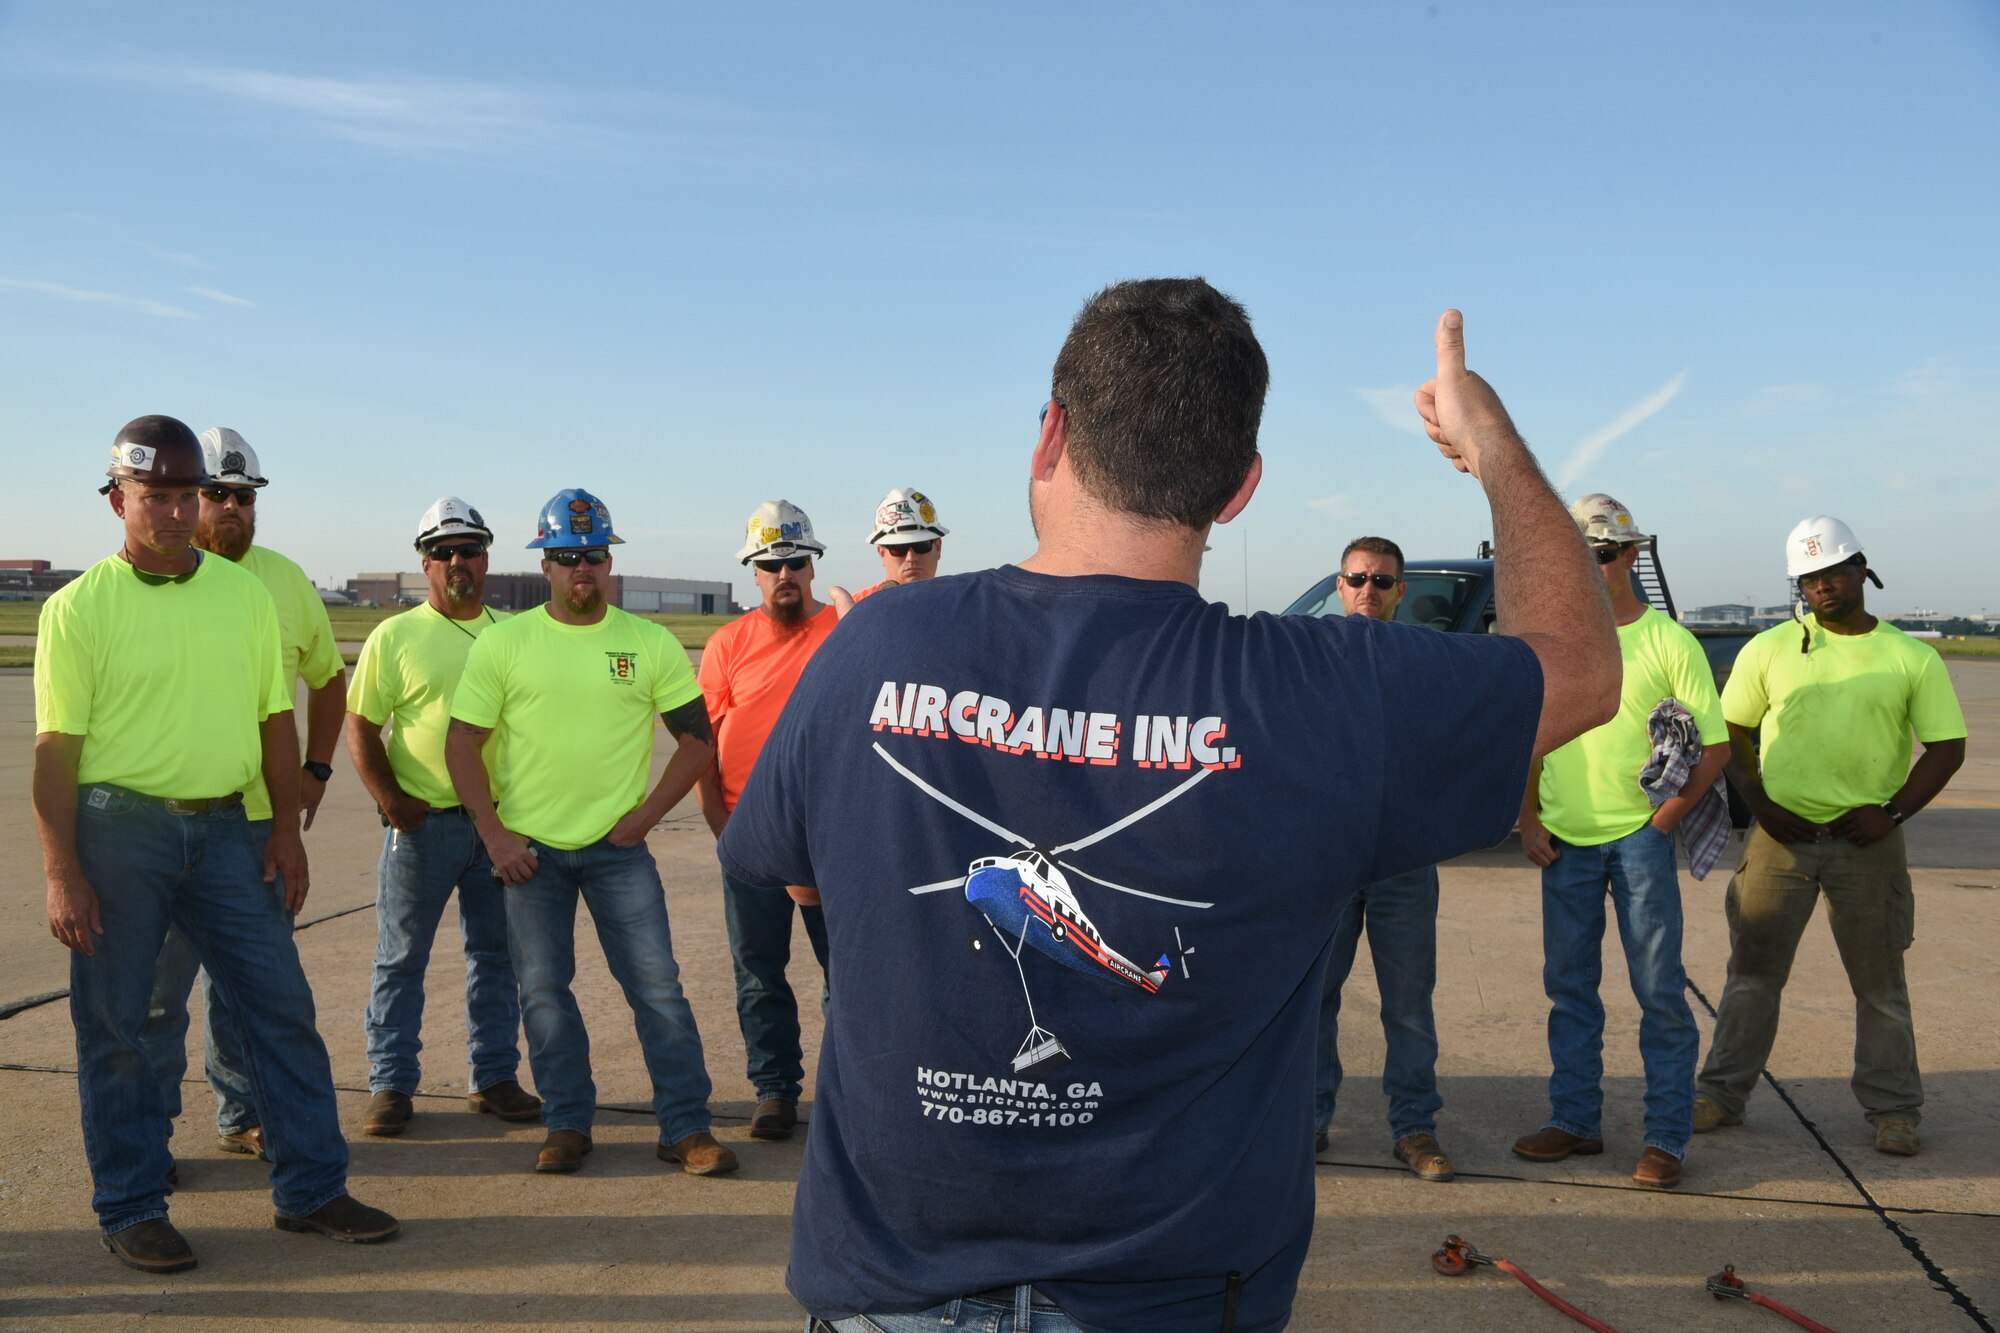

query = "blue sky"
[5,1,1997,616]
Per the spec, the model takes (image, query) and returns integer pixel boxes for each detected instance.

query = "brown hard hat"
[101,415,209,494]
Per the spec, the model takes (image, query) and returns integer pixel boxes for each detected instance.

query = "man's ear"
[1213,453,1263,525]
[1030,400,1066,482]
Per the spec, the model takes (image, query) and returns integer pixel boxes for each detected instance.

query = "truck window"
[1283,570,1483,631]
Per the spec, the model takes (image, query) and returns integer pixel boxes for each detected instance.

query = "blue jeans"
[142,818,280,1137]
[365,811,522,1094]
[504,837,714,1142]
[1540,821,1697,1157]
[1315,865,1442,1141]
[69,785,348,1233]
[721,866,829,1102]
[819,1287,1083,1332]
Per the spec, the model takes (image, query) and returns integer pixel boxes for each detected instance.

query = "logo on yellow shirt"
[605,651,637,684]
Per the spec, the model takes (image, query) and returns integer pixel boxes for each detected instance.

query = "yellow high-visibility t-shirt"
[1723,617,1967,825]
[450,605,702,849]
[348,602,509,809]
[1538,606,1727,846]
[236,543,342,820]
[34,553,291,799]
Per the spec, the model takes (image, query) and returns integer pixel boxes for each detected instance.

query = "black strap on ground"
[1686,977,1993,1331]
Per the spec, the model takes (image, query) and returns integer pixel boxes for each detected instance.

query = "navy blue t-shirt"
[719,567,1541,1333]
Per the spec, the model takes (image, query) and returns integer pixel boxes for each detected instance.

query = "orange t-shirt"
[850,579,896,603]
[699,605,839,810]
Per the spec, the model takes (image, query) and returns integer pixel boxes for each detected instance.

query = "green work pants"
[1696,825,1921,1125]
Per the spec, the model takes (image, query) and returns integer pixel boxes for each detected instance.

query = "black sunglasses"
[202,485,258,506]
[1593,544,1628,565]
[1339,572,1397,590]
[755,556,811,574]
[427,542,486,562]
[885,540,936,556]
[547,549,611,566]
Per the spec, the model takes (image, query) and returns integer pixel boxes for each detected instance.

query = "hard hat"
[870,487,949,546]
[1568,492,1651,546]
[197,427,268,488]
[101,415,208,494]
[734,499,826,564]
[414,495,495,552]
[1785,515,1864,579]
[527,488,624,549]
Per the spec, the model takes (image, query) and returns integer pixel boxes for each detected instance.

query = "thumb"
[830,585,856,620]
[1434,309,1466,381]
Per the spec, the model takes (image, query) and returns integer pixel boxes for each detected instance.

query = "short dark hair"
[1051,278,1269,530]
[1340,536,1404,575]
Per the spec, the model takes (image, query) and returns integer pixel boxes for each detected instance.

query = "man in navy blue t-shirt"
[720,280,1621,1333]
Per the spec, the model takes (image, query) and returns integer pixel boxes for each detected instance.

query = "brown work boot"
[749,1097,797,1141]
[363,1090,413,1137]
[274,1193,401,1243]
[657,1131,739,1177]
[1394,1133,1456,1182]
[469,1079,543,1122]
[535,1130,593,1173]
[1631,1146,1683,1189]
[1512,1126,1604,1162]
[101,1218,197,1273]
[1692,1094,1741,1134]
[217,1125,266,1159]
[1874,1118,1920,1157]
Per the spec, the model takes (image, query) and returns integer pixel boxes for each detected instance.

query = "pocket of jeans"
[77,785,137,818]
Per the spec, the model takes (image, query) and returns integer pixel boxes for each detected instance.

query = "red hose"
[1492,1259,1624,1333]
[1747,1290,1841,1333]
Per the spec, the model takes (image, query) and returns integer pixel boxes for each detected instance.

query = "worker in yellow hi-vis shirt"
[34,415,397,1275]
[445,487,734,1179]
[141,427,348,1164]
[1695,516,1966,1158]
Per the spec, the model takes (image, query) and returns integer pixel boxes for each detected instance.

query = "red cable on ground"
[1708,1265,1844,1332]
[1746,1291,1840,1333]
[1433,1237,1624,1333]
[1492,1259,1624,1333]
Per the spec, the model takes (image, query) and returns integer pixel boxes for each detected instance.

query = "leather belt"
[967,1285,1060,1309]
[160,793,244,816]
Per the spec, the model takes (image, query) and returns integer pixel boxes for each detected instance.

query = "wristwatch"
[302,760,334,782]
[1879,800,1904,826]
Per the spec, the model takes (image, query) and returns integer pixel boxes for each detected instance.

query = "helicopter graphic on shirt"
[873,742,1218,1075]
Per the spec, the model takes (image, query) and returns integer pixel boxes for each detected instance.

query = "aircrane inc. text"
[868,681,1243,770]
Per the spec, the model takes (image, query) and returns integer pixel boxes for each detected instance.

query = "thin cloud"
[1746,382,1822,416]
[1352,385,1429,437]
[126,239,207,268]
[1553,373,1687,490]
[1304,494,1358,519]
[0,277,197,320]
[186,285,254,308]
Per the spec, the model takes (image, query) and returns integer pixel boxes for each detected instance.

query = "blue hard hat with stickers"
[527,487,626,549]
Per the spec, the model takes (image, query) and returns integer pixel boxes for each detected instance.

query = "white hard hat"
[1785,515,1864,579]
[735,499,826,564]
[870,487,949,546]
[1569,492,1650,545]
[414,495,495,551]
[198,427,268,488]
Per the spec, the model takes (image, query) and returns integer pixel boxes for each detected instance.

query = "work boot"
[274,1193,401,1243]
[535,1130,593,1173]
[101,1218,197,1273]
[1692,1095,1741,1134]
[1394,1133,1455,1182]
[1874,1118,1920,1157]
[1631,1146,1683,1190]
[217,1125,266,1159]
[657,1131,739,1177]
[1511,1127,1604,1162]
[1313,1130,1328,1155]
[749,1097,797,1141]
[469,1079,543,1122]
[363,1090,413,1137]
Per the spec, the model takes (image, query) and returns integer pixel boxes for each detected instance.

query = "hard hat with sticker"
[1785,515,1867,579]
[871,486,949,546]
[735,499,826,564]
[198,427,269,488]
[101,415,208,494]
[527,488,625,549]
[415,495,495,551]
[1567,492,1651,546]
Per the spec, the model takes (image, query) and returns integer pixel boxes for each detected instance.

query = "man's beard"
[197,511,255,561]
[442,571,479,608]
[767,593,806,626]
[561,585,603,617]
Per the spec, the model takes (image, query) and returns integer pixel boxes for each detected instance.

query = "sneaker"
[101,1218,197,1273]
[1692,1095,1741,1134]
[1874,1118,1920,1157]
[1511,1127,1604,1162]
[274,1193,401,1243]
[469,1079,543,1122]
[535,1129,593,1173]
[657,1131,739,1177]
[749,1098,797,1141]
[217,1125,266,1159]
[1394,1133,1455,1182]
[363,1090,413,1137]
[1631,1146,1683,1190]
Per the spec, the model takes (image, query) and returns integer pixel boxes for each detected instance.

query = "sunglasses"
[1039,396,1068,426]
[1339,572,1398,590]
[426,542,486,562]
[886,540,937,556]
[202,485,258,506]
[1593,544,1628,565]
[754,556,811,574]
[546,549,611,566]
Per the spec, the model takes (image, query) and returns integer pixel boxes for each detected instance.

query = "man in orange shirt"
[697,500,838,1141]
[850,488,947,603]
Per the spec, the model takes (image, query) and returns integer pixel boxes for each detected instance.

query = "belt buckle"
[163,798,198,816]
[1814,826,1835,844]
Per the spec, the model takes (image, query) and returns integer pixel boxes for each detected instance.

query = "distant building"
[1683,603,1754,625]
[0,561,80,601]
[347,571,730,615]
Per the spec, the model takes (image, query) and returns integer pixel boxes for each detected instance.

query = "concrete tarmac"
[2,662,1995,1331]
